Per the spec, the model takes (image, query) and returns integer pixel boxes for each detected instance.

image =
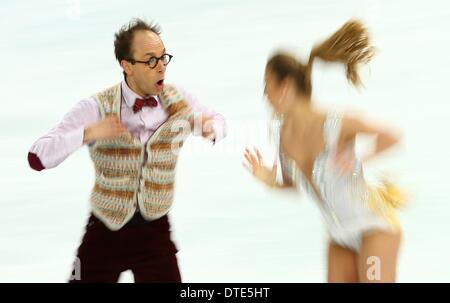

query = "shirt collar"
[121,79,159,108]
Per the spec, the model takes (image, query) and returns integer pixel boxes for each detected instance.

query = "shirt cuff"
[28,152,45,171]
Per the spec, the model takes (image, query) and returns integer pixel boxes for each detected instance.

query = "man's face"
[128,30,167,96]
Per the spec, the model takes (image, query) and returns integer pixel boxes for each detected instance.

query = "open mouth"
[156,79,164,87]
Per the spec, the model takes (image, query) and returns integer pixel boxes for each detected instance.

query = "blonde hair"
[266,20,375,97]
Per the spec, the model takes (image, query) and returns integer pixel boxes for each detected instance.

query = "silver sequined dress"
[274,111,393,252]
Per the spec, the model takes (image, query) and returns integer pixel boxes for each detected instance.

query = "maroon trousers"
[68,212,181,283]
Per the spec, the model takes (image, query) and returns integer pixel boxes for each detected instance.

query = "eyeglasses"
[128,53,173,69]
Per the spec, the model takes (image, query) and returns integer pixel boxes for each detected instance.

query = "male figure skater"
[28,18,226,282]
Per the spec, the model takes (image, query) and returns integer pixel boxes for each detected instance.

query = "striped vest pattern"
[88,83,193,230]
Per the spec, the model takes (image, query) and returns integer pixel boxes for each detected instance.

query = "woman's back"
[281,109,367,218]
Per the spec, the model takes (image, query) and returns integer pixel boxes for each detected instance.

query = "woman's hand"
[243,147,277,187]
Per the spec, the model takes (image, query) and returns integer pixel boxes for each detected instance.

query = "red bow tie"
[133,97,158,113]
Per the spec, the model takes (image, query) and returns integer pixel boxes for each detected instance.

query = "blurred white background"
[1,0,449,282]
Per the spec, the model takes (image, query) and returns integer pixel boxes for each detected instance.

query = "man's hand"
[83,114,128,144]
[201,114,216,142]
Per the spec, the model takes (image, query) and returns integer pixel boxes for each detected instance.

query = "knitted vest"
[88,83,193,230]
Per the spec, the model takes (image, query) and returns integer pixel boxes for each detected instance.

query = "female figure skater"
[244,20,406,283]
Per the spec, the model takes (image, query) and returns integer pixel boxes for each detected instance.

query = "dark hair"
[266,20,375,98]
[114,18,162,77]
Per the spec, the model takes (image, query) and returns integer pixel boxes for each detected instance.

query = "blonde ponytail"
[266,20,375,98]
[307,20,375,86]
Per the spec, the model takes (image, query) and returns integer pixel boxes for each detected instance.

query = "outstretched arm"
[28,98,100,171]
[243,147,294,189]
[28,98,127,171]
[340,114,402,163]
[175,85,227,144]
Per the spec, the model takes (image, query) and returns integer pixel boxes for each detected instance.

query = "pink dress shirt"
[28,81,226,171]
